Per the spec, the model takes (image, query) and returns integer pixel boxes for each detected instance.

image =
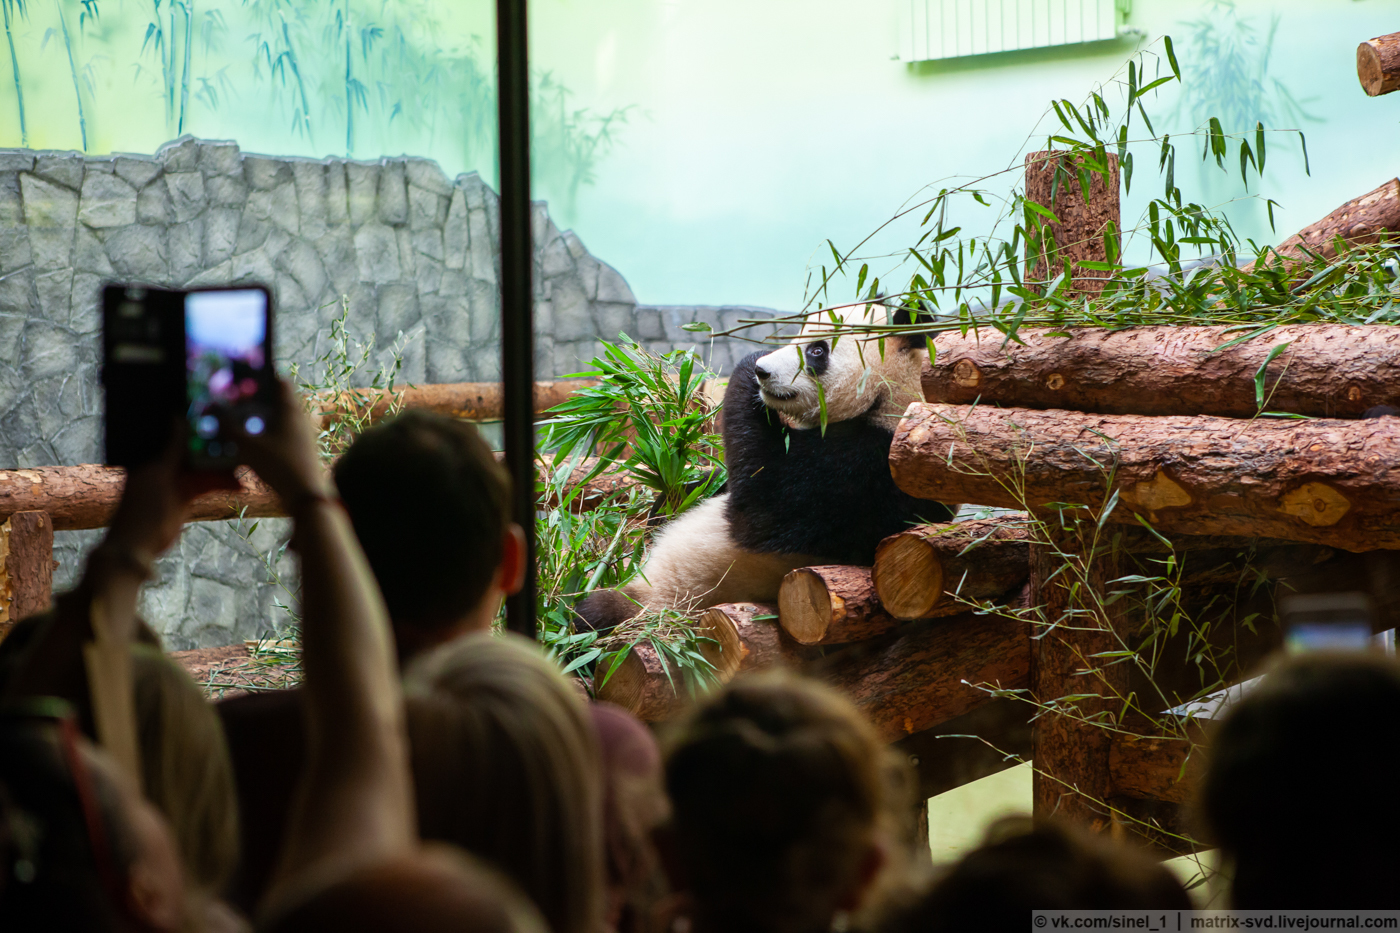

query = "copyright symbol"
[1035,916,1047,928]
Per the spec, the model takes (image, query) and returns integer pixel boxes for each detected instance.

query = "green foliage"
[533,339,726,695]
[539,338,725,519]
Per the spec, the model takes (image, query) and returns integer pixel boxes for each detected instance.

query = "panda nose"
[753,363,770,380]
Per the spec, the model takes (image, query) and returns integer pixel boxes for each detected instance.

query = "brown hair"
[898,817,1189,930]
[334,411,511,632]
[663,671,911,933]
[404,633,604,933]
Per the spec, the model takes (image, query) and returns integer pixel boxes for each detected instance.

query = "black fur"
[575,588,637,632]
[723,350,954,564]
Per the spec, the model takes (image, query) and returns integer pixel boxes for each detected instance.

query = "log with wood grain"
[924,325,1400,419]
[873,517,1032,620]
[592,602,813,720]
[889,403,1400,551]
[0,455,641,530]
[812,608,1031,742]
[1023,150,1120,297]
[1358,32,1400,96]
[778,565,899,646]
[313,379,599,428]
[1244,178,1400,272]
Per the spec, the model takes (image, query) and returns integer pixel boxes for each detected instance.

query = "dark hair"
[334,411,511,631]
[900,817,1189,930]
[0,713,139,931]
[663,671,910,933]
[1201,652,1400,908]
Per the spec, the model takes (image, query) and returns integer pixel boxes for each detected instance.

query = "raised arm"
[239,382,415,915]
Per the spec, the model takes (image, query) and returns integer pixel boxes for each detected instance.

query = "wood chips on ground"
[169,640,301,700]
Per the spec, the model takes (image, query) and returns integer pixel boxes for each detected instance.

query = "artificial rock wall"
[0,136,783,648]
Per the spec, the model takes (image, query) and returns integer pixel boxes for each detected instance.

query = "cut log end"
[1358,35,1400,97]
[872,534,945,621]
[778,569,837,645]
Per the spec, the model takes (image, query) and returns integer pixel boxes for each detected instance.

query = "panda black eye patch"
[804,341,830,376]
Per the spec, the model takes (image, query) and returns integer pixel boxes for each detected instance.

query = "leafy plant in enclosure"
[532,339,727,696]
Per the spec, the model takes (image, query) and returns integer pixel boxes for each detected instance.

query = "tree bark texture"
[924,325,1400,419]
[0,511,53,638]
[813,610,1031,742]
[1108,730,1206,806]
[873,517,1031,620]
[0,456,637,531]
[890,403,1400,552]
[1024,150,1121,297]
[698,602,815,672]
[313,379,599,428]
[1244,178,1400,271]
[1030,532,1132,830]
[1358,33,1400,96]
[592,643,696,722]
[778,566,898,646]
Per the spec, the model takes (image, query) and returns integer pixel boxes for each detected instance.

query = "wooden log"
[778,566,898,646]
[0,511,53,639]
[313,379,599,427]
[0,465,283,531]
[924,325,1400,419]
[1358,32,1400,97]
[890,403,1400,552]
[0,454,640,531]
[1030,530,1132,830]
[593,606,752,721]
[873,517,1031,620]
[1245,178,1400,272]
[1108,729,1207,806]
[893,698,1033,802]
[812,610,1031,742]
[697,602,814,671]
[1024,150,1120,297]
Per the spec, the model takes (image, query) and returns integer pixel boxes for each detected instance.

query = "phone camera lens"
[244,415,266,436]
[196,414,219,438]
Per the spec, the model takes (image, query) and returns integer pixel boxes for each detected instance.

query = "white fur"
[753,303,924,430]
[621,495,823,610]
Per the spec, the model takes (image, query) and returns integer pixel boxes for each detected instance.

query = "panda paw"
[573,588,641,632]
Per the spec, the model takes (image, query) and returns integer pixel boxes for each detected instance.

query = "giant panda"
[577,302,956,629]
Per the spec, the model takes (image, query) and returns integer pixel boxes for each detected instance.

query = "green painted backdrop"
[0,0,1394,308]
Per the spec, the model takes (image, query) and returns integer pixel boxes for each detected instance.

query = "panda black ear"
[890,301,936,351]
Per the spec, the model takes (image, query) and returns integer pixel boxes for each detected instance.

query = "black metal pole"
[497,0,536,638]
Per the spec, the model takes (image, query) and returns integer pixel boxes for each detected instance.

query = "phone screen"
[185,287,272,468]
[1281,592,1377,654]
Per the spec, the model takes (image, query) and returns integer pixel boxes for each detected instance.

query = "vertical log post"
[0,510,54,640]
[1024,150,1121,298]
[1029,524,1132,830]
[1023,147,1126,829]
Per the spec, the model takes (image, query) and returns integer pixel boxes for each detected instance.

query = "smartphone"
[183,286,275,471]
[101,285,185,468]
[1280,592,1377,653]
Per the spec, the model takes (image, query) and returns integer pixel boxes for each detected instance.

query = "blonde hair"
[404,632,604,933]
[663,671,912,933]
[130,644,240,895]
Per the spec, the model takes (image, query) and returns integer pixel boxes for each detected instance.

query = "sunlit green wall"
[0,0,1395,309]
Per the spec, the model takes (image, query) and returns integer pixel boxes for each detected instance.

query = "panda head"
[751,302,931,430]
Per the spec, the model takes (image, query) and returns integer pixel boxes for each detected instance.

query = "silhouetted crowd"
[1,382,1396,932]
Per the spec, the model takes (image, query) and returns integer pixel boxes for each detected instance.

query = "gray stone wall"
[0,136,786,648]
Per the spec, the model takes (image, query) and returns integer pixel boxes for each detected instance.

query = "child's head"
[900,817,1189,930]
[663,671,910,933]
[334,411,521,658]
[404,632,604,933]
